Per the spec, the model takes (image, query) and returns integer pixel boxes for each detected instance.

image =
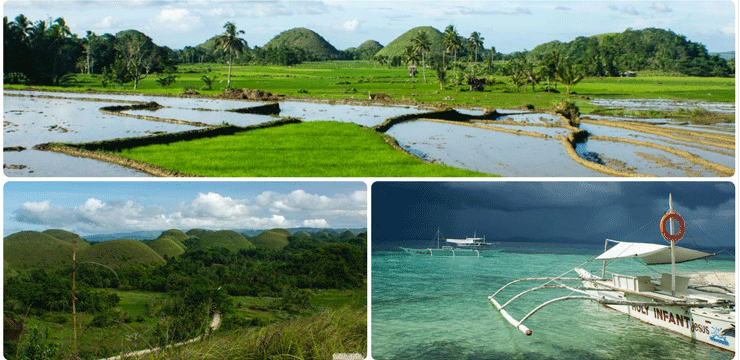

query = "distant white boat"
[400,229,497,257]
[488,194,735,352]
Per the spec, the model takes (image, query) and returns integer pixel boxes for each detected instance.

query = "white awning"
[593,240,714,265]
[446,238,483,245]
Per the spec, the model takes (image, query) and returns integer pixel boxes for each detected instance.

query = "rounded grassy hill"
[264,27,340,60]
[190,230,256,252]
[79,239,165,268]
[157,229,189,250]
[147,237,186,258]
[43,229,90,250]
[250,229,291,251]
[4,231,76,270]
[375,26,444,59]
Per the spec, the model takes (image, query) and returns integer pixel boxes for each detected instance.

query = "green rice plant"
[118,121,493,177]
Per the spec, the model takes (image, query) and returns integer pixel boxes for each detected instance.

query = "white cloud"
[343,19,360,32]
[205,7,236,18]
[13,190,366,234]
[93,15,119,29]
[303,219,330,228]
[244,3,293,18]
[650,2,672,13]
[721,24,735,36]
[153,8,202,32]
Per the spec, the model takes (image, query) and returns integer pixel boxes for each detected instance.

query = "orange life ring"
[660,212,685,241]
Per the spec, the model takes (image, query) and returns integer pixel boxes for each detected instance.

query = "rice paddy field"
[3,61,735,177]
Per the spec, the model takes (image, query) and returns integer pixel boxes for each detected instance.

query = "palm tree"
[467,31,484,77]
[443,26,462,67]
[411,30,431,83]
[557,57,584,94]
[215,22,248,89]
[403,45,419,80]
[441,25,455,68]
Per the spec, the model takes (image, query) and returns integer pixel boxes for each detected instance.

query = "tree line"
[5,14,732,91]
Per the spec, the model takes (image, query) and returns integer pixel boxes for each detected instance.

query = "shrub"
[555,99,580,126]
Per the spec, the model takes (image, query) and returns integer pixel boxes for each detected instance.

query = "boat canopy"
[446,238,484,245]
[593,240,714,265]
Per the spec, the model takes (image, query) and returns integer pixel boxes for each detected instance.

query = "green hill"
[339,230,356,241]
[527,27,732,77]
[4,231,75,270]
[349,40,384,59]
[147,237,186,258]
[157,229,189,250]
[375,26,444,60]
[186,229,213,238]
[263,28,341,60]
[250,229,290,251]
[79,239,165,268]
[293,231,311,239]
[191,230,256,252]
[42,229,90,250]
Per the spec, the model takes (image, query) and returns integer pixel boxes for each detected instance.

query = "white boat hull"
[582,287,735,352]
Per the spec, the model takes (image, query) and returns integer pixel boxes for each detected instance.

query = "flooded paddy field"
[590,98,735,114]
[386,121,607,177]
[3,90,735,177]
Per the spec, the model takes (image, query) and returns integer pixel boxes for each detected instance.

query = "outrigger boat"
[488,195,735,352]
[400,229,496,257]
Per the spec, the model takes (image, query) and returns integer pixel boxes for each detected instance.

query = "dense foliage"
[4,230,366,358]
[4,15,175,87]
[527,28,732,77]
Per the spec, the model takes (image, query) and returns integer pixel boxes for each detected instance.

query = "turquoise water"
[371,247,734,360]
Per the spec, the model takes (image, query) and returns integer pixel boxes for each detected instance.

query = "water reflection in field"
[387,121,607,177]
[3,90,735,177]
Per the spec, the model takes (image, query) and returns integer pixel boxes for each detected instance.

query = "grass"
[10,290,167,360]
[140,305,366,360]
[117,121,493,177]
[6,61,733,111]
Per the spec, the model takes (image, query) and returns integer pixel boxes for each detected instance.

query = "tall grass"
[142,306,366,360]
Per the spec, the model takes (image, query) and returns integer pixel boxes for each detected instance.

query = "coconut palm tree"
[443,26,462,67]
[411,30,431,83]
[215,22,248,89]
[403,45,419,80]
[467,31,484,77]
[557,57,584,94]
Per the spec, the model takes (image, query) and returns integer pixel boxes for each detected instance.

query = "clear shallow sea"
[371,246,735,360]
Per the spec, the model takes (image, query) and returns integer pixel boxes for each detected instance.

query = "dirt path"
[97,312,221,360]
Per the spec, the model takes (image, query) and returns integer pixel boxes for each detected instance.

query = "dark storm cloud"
[372,182,734,246]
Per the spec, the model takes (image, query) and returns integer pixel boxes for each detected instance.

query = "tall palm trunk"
[227,51,233,88]
[421,51,426,83]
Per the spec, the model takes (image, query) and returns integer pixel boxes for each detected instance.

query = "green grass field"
[7,61,734,111]
[117,121,492,177]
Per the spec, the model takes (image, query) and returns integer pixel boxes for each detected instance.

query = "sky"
[372,182,735,247]
[4,181,367,236]
[3,1,735,53]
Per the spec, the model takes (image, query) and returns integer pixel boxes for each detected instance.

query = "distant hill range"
[4,227,366,272]
[710,51,735,61]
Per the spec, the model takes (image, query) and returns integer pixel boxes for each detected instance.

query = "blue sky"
[3,1,735,53]
[372,182,735,247]
[4,181,367,235]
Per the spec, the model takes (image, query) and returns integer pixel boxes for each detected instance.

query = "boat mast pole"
[670,194,676,296]
[602,239,608,279]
